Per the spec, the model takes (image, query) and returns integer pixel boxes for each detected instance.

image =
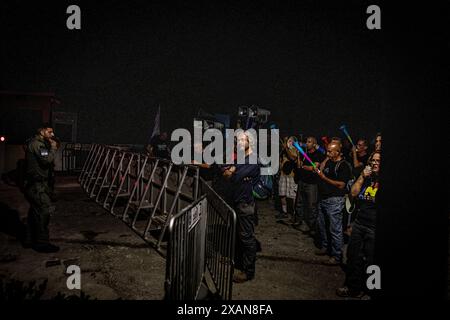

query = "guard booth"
[52,111,79,172]
[79,144,236,300]
[61,143,92,174]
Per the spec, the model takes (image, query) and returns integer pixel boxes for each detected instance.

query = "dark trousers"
[24,182,54,245]
[254,200,259,227]
[295,181,318,228]
[345,222,375,292]
[273,174,281,211]
[234,202,257,279]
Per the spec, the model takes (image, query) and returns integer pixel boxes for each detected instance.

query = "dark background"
[0,0,448,300]
[1,0,384,144]
[375,3,448,300]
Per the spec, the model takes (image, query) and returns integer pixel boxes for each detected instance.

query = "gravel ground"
[0,176,346,300]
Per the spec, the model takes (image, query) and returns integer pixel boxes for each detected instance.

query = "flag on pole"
[150,105,160,141]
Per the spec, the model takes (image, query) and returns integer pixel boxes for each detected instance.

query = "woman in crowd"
[336,150,381,298]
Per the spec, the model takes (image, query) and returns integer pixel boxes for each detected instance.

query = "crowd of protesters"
[221,131,379,296]
[118,122,382,296]
[191,128,381,298]
[272,132,381,298]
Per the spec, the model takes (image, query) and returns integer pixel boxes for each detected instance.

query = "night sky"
[1,1,385,144]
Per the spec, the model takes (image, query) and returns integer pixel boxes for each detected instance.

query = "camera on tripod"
[237,105,271,129]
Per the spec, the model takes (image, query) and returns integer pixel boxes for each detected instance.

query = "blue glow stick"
[293,141,317,169]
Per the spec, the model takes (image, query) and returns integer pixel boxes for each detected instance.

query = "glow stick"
[293,141,317,169]
[339,125,355,147]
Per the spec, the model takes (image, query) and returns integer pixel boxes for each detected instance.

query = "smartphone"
[365,165,372,176]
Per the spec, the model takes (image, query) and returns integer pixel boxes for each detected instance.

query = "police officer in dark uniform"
[47,136,60,202]
[23,123,60,253]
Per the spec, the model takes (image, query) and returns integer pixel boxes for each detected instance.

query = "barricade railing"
[165,195,208,300]
[199,179,236,300]
[80,144,200,252]
[79,144,236,300]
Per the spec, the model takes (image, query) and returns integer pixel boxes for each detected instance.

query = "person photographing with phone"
[23,123,61,253]
[336,151,381,298]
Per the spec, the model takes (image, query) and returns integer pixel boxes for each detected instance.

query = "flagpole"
[150,104,161,143]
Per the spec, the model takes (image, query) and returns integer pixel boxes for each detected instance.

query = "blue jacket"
[231,156,260,205]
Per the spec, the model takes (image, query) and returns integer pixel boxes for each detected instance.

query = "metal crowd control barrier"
[165,180,236,300]
[79,144,236,300]
[165,195,208,300]
[62,143,93,174]
[199,179,236,300]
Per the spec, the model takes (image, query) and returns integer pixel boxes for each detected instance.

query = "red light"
[0,136,5,142]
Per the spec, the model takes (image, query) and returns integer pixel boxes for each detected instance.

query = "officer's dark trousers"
[345,221,375,292]
[234,202,257,279]
[24,182,53,245]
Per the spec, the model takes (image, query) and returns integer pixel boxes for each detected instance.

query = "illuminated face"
[356,140,367,153]
[41,128,54,140]
[306,137,315,151]
[370,153,381,174]
[326,143,341,161]
[375,135,382,151]
[236,133,249,151]
[287,137,295,149]
[331,138,341,146]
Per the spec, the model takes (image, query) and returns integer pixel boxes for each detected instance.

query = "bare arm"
[351,166,372,197]
[351,174,365,197]
[319,158,329,172]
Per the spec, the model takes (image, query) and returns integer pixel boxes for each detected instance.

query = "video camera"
[237,105,271,129]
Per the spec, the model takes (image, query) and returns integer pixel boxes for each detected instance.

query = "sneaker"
[232,270,249,283]
[298,224,310,233]
[324,257,341,266]
[289,214,301,225]
[336,286,364,298]
[275,213,289,222]
[32,243,60,253]
[314,248,328,256]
